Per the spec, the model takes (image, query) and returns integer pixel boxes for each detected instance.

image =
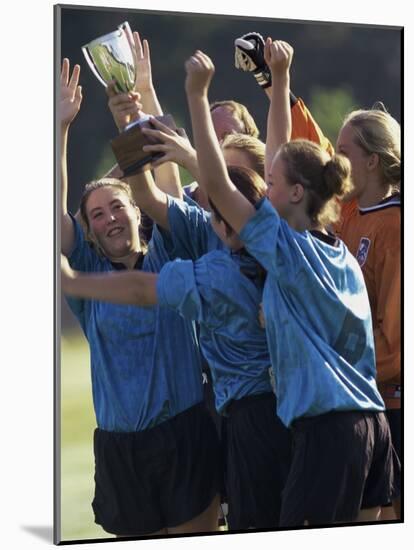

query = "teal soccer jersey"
[161,194,226,260]
[65,215,203,432]
[239,199,385,427]
[157,250,273,414]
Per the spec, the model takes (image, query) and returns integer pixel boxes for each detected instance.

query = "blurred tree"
[93,143,117,180]
[309,86,358,145]
[58,6,401,226]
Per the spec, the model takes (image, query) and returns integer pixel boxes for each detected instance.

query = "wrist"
[270,71,290,86]
[136,82,155,95]
[185,149,199,175]
[61,122,70,135]
[187,89,208,101]
[253,66,272,89]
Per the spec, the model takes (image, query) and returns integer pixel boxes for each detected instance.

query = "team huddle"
[60,30,401,536]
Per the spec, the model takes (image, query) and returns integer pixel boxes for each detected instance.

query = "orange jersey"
[291,98,334,156]
[336,195,401,409]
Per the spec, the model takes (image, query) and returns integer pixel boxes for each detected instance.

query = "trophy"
[82,22,181,176]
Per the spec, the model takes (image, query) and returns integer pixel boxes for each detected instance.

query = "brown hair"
[209,165,266,234]
[279,140,353,227]
[342,107,400,190]
[79,178,147,254]
[221,133,266,179]
[210,165,267,286]
[210,100,259,138]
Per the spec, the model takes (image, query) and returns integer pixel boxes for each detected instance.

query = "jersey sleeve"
[162,194,213,260]
[291,98,334,156]
[239,198,299,278]
[65,214,101,326]
[156,258,205,322]
[372,217,401,386]
[67,213,101,272]
[156,253,248,325]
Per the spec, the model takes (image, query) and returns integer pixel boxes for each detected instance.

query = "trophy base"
[111,114,179,177]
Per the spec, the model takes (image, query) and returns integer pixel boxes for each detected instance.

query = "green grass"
[60,330,113,542]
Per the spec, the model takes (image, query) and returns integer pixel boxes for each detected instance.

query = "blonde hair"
[221,133,266,179]
[279,140,353,227]
[79,178,147,254]
[342,107,400,190]
[210,100,259,138]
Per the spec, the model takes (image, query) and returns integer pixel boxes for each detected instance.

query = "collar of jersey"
[111,251,145,271]
[359,192,401,215]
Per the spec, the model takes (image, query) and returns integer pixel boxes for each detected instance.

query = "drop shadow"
[21,525,53,543]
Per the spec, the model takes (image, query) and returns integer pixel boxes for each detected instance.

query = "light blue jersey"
[157,250,273,414]
[161,194,226,260]
[239,199,385,427]
[65,215,203,432]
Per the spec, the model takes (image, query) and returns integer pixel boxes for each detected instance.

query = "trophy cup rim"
[82,21,131,51]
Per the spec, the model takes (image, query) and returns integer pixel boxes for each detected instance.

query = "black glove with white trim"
[234,32,272,89]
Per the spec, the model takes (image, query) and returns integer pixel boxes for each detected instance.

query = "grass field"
[60,330,112,542]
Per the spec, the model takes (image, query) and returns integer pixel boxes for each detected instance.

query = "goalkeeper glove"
[234,32,272,89]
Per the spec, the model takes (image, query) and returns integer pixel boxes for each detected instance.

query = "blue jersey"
[161,194,226,260]
[239,199,385,427]
[157,250,273,414]
[65,215,203,432]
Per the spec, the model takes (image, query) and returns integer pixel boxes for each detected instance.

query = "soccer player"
[61,163,292,531]
[336,106,401,519]
[182,42,399,526]
[60,58,221,537]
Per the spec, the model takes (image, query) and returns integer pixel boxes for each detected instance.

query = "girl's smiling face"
[85,186,141,259]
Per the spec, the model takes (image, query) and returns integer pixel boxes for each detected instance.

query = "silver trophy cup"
[81,22,180,176]
[82,21,136,94]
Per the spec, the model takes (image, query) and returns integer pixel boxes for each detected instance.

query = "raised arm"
[263,39,293,178]
[61,254,158,306]
[234,32,333,155]
[60,58,83,256]
[106,31,182,198]
[185,51,255,233]
[126,163,171,231]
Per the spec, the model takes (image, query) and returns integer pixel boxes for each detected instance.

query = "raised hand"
[106,81,143,131]
[264,39,294,77]
[184,50,215,97]
[132,31,153,93]
[60,58,82,127]
[141,117,197,170]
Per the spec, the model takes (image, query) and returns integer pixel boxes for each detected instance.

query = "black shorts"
[92,402,222,536]
[383,408,402,507]
[386,408,401,462]
[280,410,400,527]
[225,392,292,530]
[202,362,223,437]
[202,363,227,506]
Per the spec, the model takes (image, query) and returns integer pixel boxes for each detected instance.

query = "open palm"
[60,58,83,126]
[132,32,153,93]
